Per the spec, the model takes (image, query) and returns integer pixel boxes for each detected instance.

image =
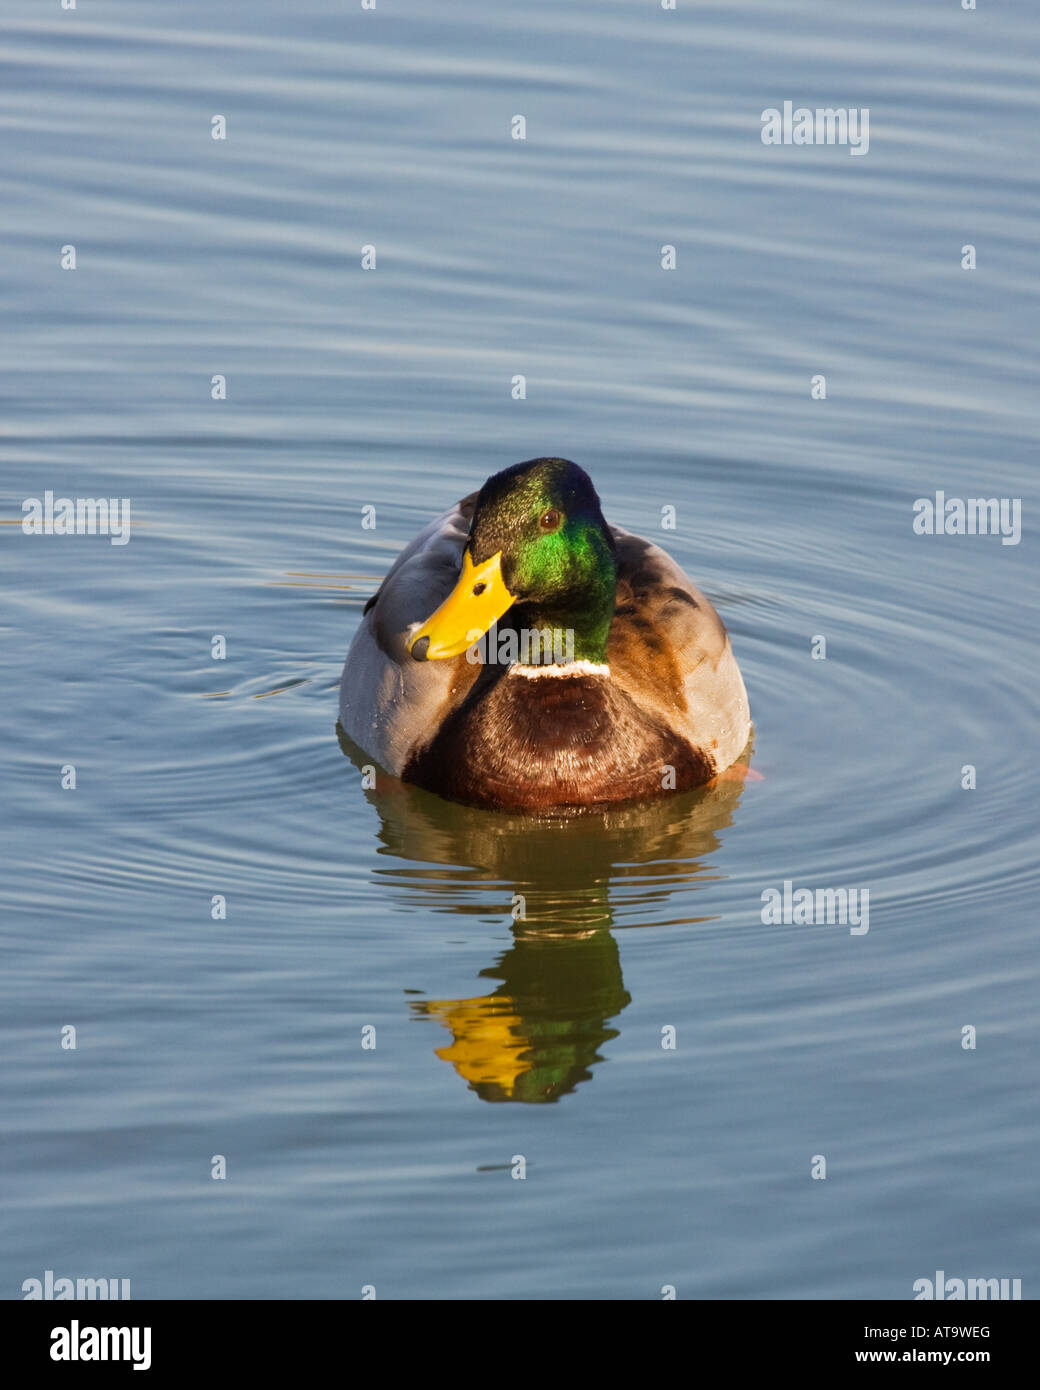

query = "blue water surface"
[2,0,1038,1299]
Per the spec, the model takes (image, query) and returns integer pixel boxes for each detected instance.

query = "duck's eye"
[539,508,561,531]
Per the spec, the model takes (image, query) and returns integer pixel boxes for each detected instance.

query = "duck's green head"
[409,458,617,665]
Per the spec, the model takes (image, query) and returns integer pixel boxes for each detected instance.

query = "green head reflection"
[414,927,629,1103]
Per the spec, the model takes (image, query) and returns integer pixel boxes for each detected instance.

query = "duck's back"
[606,528,751,784]
[338,495,481,776]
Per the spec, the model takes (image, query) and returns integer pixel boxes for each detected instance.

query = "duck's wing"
[338,493,481,775]
[606,526,751,775]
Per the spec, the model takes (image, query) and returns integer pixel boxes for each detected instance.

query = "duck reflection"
[337,723,751,1103]
[418,928,630,1103]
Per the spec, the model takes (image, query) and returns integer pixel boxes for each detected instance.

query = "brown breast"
[403,670,715,813]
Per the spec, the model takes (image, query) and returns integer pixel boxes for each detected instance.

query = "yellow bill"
[408,549,517,659]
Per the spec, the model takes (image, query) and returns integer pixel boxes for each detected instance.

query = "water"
[2,0,1038,1300]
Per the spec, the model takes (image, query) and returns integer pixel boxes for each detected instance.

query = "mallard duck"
[339,457,750,812]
